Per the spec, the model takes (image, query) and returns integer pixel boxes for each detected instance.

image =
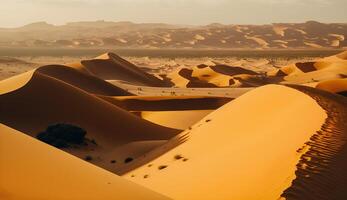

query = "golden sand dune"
[168,64,260,87]
[79,53,168,86]
[0,69,179,174]
[0,70,35,95]
[316,78,347,95]
[0,124,169,200]
[281,85,347,200]
[268,51,347,85]
[124,85,330,199]
[1,51,347,199]
[37,64,131,95]
[163,51,347,89]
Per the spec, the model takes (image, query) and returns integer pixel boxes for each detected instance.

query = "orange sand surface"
[0,124,170,200]
[0,50,346,200]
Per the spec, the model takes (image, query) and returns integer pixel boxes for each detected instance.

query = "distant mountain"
[0,21,346,49]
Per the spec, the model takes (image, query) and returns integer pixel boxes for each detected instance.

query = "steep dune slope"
[37,65,131,96]
[0,124,170,200]
[0,71,177,142]
[0,70,179,174]
[123,85,329,200]
[79,53,168,86]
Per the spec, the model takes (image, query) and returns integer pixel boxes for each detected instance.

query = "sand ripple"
[282,86,347,200]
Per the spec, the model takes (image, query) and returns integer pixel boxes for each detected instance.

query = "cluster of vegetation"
[36,123,87,148]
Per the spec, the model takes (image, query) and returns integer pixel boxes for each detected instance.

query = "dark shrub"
[124,157,134,163]
[37,123,87,148]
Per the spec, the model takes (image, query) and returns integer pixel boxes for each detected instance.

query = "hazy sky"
[0,0,346,27]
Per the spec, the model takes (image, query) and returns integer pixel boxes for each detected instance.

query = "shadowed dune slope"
[99,96,231,111]
[99,96,231,130]
[168,64,262,88]
[0,124,170,200]
[80,53,168,86]
[0,71,179,145]
[124,85,329,200]
[37,65,131,96]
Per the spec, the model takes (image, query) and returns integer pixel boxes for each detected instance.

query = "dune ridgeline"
[1,51,347,199]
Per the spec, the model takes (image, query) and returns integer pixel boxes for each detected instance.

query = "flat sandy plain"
[1,49,347,200]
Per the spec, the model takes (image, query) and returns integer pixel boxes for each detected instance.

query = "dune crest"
[0,70,35,95]
[79,52,168,86]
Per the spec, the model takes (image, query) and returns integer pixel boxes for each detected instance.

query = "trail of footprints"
[128,118,213,178]
[130,154,189,179]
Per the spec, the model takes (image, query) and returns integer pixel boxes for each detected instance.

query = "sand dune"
[316,78,347,95]
[1,50,346,199]
[168,64,260,87]
[0,124,169,200]
[0,70,35,95]
[37,64,131,96]
[79,53,168,86]
[2,21,346,49]
[281,85,347,200]
[0,69,179,174]
[124,85,329,199]
[268,51,347,85]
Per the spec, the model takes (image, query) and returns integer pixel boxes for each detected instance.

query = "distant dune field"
[0,21,346,49]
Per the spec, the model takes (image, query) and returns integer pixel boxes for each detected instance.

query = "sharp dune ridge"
[280,85,347,200]
[36,64,131,96]
[80,52,169,86]
[0,50,347,199]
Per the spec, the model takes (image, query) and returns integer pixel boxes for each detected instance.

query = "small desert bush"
[37,123,87,148]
